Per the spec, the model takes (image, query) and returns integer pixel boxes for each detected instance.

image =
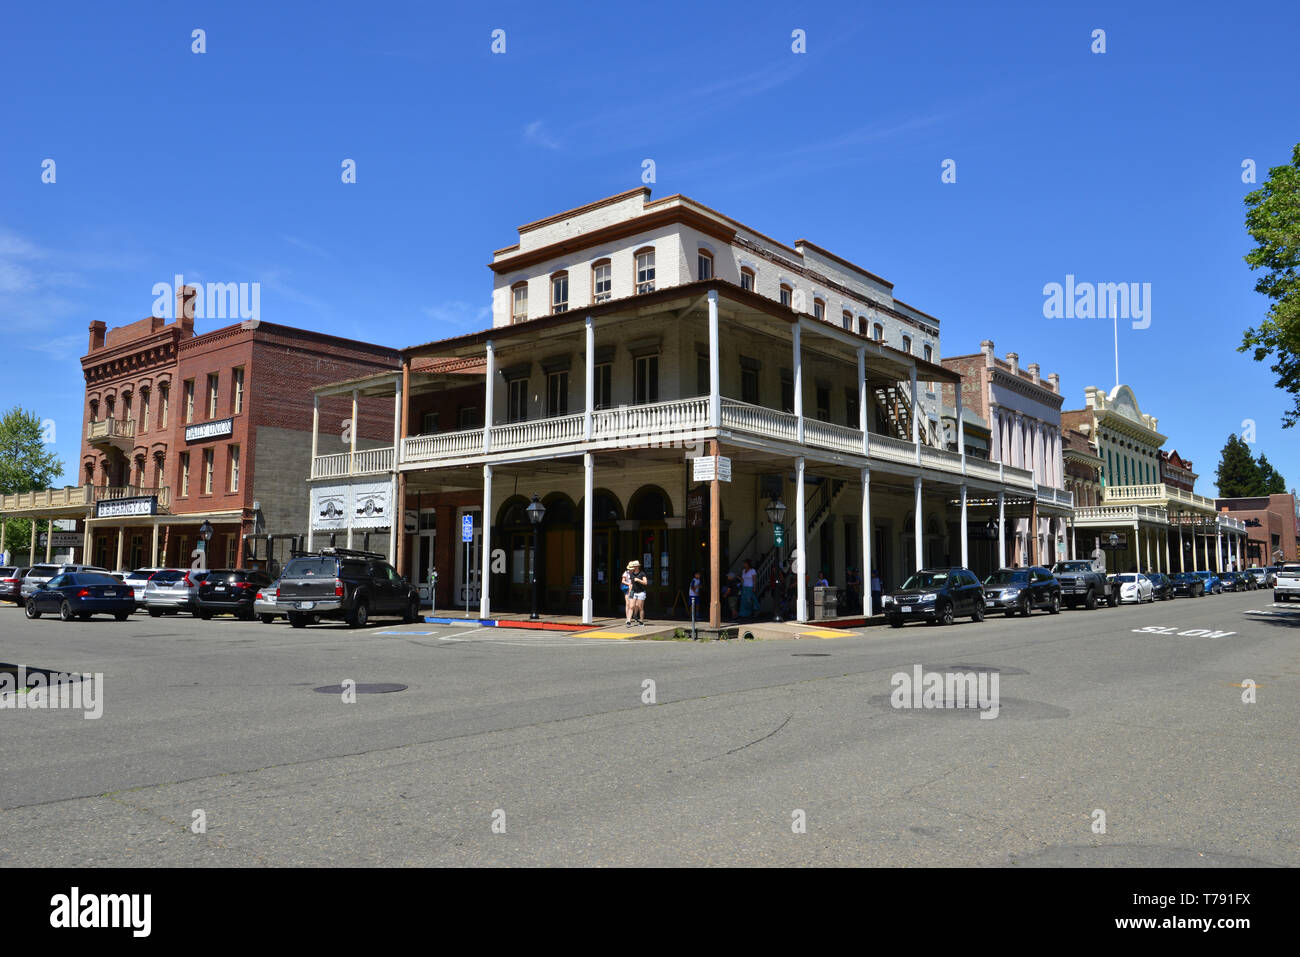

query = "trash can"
[813,586,839,620]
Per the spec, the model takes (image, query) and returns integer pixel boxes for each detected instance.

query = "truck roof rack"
[287,546,386,561]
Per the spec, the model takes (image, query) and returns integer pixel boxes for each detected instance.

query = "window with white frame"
[507,377,528,423]
[232,366,245,414]
[592,260,612,303]
[228,444,240,492]
[202,448,214,494]
[902,335,912,354]
[635,248,656,294]
[511,283,528,323]
[206,374,219,418]
[740,267,754,291]
[634,354,658,404]
[546,370,569,417]
[873,322,884,341]
[842,310,852,330]
[697,249,713,281]
[779,284,792,308]
[551,272,569,314]
[813,298,825,320]
[594,363,612,409]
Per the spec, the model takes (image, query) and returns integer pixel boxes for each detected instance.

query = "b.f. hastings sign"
[95,496,158,519]
[185,417,234,443]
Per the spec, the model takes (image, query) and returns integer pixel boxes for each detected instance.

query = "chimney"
[177,285,199,322]
[981,339,995,368]
[1048,372,1060,393]
[88,320,106,353]
[1084,386,1099,408]
[1006,352,1019,374]
[1027,362,1040,383]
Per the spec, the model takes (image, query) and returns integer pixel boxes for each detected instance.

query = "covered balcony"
[85,417,135,453]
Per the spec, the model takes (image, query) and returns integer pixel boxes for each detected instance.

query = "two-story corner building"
[1215,491,1300,566]
[304,189,1062,627]
[0,289,401,573]
[1061,385,1247,573]
[941,340,1072,568]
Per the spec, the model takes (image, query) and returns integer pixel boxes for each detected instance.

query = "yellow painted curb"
[797,629,855,639]
[579,631,634,640]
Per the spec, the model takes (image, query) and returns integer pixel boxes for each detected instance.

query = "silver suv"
[20,564,110,599]
[142,569,210,616]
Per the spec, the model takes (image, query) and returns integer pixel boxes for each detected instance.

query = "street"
[0,592,1296,867]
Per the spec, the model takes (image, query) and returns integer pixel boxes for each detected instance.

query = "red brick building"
[1216,492,1300,565]
[1,289,400,572]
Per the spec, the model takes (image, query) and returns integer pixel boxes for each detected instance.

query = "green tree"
[1216,434,1265,497]
[0,406,65,561]
[1239,143,1300,428]
[1257,453,1288,494]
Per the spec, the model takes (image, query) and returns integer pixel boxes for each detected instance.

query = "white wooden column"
[956,388,965,466]
[479,464,492,618]
[582,452,593,624]
[29,521,37,566]
[1178,519,1184,572]
[997,491,1006,568]
[151,522,160,566]
[708,291,720,429]
[114,526,124,571]
[389,377,402,561]
[795,456,807,623]
[584,317,595,440]
[483,339,495,453]
[913,476,923,572]
[310,394,319,476]
[46,519,54,562]
[857,347,869,456]
[860,467,872,615]
[1215,527,1223,573]
[793,323,804,444]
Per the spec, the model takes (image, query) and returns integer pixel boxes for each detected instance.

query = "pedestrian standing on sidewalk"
[629,560,650,626]
[870,569,883,616]
[688,570,702,619]
[621,561,636,625]
[739,560,758,620]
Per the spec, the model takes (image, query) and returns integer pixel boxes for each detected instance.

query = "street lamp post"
[526,494,546,620]
[198,519,214,570]
[766,498,787,622]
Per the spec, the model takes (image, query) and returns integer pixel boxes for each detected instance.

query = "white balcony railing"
[86,418,135,442]
[597,397,709,441]
[1037,485,1075,508]
[1075,504,1168,524]
[719,399,797,443]
[311,447,394,479]
[1102,483,1216,511]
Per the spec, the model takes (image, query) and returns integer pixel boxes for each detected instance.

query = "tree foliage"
[0,406,64,561]
[1215,434,1265,497]
[1240,143,1300,428]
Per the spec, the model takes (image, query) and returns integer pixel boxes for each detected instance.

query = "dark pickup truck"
[1050,560,1116,609]
[277,548,420,628]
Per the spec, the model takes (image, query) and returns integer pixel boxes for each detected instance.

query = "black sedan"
[1147,572,1174,601]
[982,567,1061,616]
[883,567,986,627]
[195,569,273,620]
[1170,572,1205,598]
[24,572,135,621]
[1217,571,1248,592]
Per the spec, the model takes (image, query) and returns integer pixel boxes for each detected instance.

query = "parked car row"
[7,548,423,627]
[880,562,1288,629]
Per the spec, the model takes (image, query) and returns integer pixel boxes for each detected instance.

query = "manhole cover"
[792,653,831,657]
[313,683,407,694]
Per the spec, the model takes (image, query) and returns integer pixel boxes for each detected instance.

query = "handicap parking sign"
[462,515,474,543]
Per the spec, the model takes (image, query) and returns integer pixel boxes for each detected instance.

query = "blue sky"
[2,0,1297,495]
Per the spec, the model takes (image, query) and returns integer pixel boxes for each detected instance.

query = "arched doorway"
[627,485,674,614]
[539,493,578,613]
[578,489,624,615]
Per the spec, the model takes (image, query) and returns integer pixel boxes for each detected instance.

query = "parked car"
[1192,570,1222,595]
[1217,571,1247,592]
[0,566,31,603]
[142,568,210,616]
[20,564,110,599]
[1275,563,1300,602]
[277,548,420,628]
[119,568,163,608]
[1244,567,1268,588]
[195,569,273,620]
[24,571,136,621]
[1147,572,1174,601]
[1051,560,1116,609]
[1263,566,1280,587]
[982,567,1061,616]
[883,567,986,627]
[1114,573,1155,604]
[1170,572,1206,598]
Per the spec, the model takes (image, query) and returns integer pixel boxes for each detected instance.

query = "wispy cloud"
[523,120,562,151]
[281,235,334,259]
[423,299,492,332]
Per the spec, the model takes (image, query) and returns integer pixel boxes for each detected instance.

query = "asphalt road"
[1,590,1296,866]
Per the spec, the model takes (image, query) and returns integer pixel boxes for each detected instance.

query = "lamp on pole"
[766,497,787,622]
[198,519,214,570]
[526,494,546,620]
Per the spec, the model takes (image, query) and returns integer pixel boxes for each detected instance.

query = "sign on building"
[692,455,732,483]
[184,417,234,443]
[95,496,158,519]
[39,532,82,548]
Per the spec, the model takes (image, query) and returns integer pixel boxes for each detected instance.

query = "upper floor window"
[551,272,569,314]
[741,365,759,405]
[179,452,191,497]
[140,389,150,432]
[740,267,755,292]
[923,344,933,363]
[203,448,214,494]
[780,374,794,414]
[511,282,528,323]
[507,377,529,423]
[697,249,713,281]
[815,385,831,421]
[89,398,99,421]
[458,406,478,429]
[159,384,169,428]
[842,310,853,330]
[546,370,569,417]
[183,380,195,424]
[634,354,659,405]
[592,260,612,303]
[206,373,219,418]
[421,411,439,435]
[873,323,884,341]
[779,284,793,308]
[594,363,612,409]
[902,335,912,354]
[232,367,245,414]
[813,298,825,320]
[635,248,656,294]
[228,445,240,492]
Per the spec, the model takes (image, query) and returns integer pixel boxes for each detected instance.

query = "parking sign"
[462,515,474,543]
